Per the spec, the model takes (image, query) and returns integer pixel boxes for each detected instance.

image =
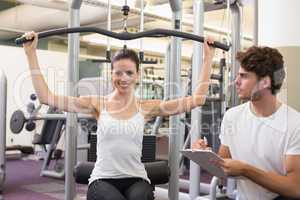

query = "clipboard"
[181,149,226,178]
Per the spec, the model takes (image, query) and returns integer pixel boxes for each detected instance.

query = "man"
[193,46,300,200]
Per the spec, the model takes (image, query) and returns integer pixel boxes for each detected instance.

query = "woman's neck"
[110,90,136,106]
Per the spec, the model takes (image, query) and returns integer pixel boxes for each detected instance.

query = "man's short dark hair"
[236,46,285,95]
[111,49,140,72]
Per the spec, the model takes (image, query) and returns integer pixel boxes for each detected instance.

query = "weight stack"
[141,135,156,163]
[88,134,97,162]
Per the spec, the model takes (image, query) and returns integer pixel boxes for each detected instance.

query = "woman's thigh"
[87,180,127,200]
[124,180,154,200]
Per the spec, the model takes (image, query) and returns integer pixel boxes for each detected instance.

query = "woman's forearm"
[192,58,213,107]
[26,51,53,105]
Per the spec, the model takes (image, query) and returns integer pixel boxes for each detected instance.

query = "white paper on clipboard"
[180,149,226,178]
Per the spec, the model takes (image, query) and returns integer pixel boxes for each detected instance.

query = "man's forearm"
[242,164,300,198]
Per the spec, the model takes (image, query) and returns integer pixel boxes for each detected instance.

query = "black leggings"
[87,178,154,200]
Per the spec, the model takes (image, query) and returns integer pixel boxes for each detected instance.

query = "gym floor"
[4,159,87,200]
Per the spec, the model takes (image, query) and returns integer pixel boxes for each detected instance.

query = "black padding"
[74,160,170,185]
[6,145,34,154]
[32,107,64,145]
[144,160,170,185]
[74,162,94,184]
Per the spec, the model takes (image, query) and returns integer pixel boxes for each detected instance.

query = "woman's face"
[111,58,139,94]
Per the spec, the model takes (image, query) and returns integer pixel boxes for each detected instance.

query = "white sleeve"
[286,126,300,155]
[219,113,230,146]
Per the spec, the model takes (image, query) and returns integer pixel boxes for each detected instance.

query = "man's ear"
[260,76,271,90]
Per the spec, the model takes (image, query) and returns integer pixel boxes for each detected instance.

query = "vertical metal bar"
[189,0,204,199]
[164,44,171,100]
[107,0,111,50]
[219,57,226,117]
[211,100,217,151]
[150,44,171,135]
[168,2,182,199]
[65,0,82,199]
[106,0,111,96]
[226,3,241,198]
[209,176,219,200]
[229,3,241,107]
[0,69,7,195]
[150,116,162,135]
[253,0,258,45]
[226,0,231,45]
[139,0,144,100]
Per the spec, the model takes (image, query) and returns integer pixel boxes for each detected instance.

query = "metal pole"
[65,0,82,200]
[226,2,241,198]
[189,0,204,199]
[105,0,111,95]
[219,57,226,118]
[209,177,219,200]
[150,116,162,135]
[168,0,182,199]
[229,3,241,108]
[140,0,144,100]
[107,0,111,50]
[253,0,258,45]
[0,69,7,197]
[150,44,171,135]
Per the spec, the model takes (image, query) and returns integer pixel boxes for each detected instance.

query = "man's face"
[235,67,266,101]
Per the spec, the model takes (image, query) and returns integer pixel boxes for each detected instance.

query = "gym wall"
[0,45,68,146]
[277,47,300,112]
[258,0,300,112]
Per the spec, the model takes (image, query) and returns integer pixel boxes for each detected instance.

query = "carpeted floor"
[3,159,87,200]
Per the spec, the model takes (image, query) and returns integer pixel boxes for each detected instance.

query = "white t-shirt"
[219,102,300,200]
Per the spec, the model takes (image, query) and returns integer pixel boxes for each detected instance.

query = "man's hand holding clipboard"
[183,137,246,179]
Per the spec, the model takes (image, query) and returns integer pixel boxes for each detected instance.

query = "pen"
[203,136,207,145]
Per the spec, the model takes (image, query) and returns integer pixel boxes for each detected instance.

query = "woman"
[23,31,215,200]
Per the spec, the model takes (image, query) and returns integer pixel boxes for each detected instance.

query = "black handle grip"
[16,31,50,45]
[15,36,34,45]
[212,41,230,51]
